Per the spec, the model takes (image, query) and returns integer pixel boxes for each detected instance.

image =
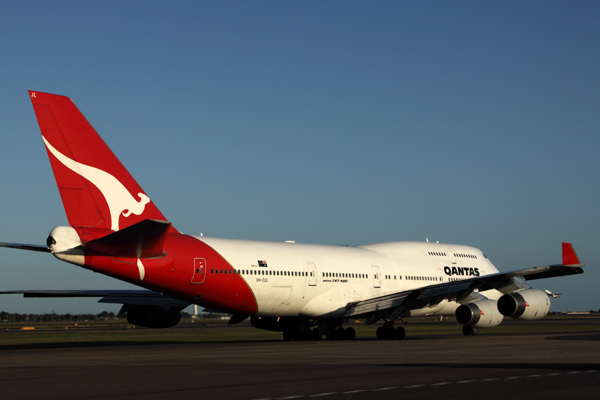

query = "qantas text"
[444,266,480,277]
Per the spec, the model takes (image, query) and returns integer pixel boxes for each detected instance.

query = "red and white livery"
[0,91,585,340]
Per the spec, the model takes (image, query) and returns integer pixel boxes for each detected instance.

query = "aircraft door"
[307,262,317,286]
[191,258,207,284]
[442,245,456,264]
[437,269,445,283]
[372,265,381,288]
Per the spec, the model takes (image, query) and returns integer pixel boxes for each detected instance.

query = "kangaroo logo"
[43,137,150,231]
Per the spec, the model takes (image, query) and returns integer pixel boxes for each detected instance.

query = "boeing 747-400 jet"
[0,91,584,340]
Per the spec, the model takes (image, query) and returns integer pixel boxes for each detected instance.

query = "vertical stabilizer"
[28,91,175,232]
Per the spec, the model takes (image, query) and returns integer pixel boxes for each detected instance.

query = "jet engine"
[497,289,550,320]
[455,299,504,328]
[125,305,182,328]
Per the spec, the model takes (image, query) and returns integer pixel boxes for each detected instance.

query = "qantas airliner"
[0,91,584,340]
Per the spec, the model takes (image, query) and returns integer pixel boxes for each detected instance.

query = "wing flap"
[344,291,411,317]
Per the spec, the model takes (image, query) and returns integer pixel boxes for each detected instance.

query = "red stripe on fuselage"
[82,233,258,314]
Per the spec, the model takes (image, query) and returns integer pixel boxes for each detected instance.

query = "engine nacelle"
[497,289,550,320]
[456,299,504,328]
[126,305,181,328]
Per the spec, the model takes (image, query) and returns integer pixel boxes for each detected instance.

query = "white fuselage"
[198,238,501,319]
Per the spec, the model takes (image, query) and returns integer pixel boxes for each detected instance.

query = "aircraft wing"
[0,290,190,308]
[344,242,584,323]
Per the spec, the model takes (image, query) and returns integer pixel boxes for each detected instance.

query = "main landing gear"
[462,325,478,336]
[282,326,356,341]
[325,326,356,340]
[282,327,322,341]
[376,321,406,340]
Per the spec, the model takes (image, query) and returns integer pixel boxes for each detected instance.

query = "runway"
[1,332,598,400]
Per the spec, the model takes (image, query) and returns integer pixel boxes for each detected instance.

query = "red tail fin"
[28,91,176,233]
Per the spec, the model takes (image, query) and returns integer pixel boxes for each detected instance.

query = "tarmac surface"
[1,332,599,400]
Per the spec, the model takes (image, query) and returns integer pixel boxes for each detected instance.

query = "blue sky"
[0,1,598,314]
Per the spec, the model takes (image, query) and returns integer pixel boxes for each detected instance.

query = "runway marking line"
[254,370,591,400]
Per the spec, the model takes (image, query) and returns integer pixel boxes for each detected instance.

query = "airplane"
[0,90,584,340]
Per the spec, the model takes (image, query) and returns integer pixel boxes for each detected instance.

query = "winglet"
[562,242,582,267]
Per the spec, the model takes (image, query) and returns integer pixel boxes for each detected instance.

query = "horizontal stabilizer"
[82,219,171,258]
[0,242,50,253]
[0,289,190,308]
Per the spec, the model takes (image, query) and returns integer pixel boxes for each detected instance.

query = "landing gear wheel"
[345,327,356,340]
[301,328,313,341]
[462,325,478,336]
[335,327,346,340]
[395,326,406,340]
[326,329,336,340]
[384,326,396,340]
[283,329,293,341]
[292,328,303,341]
[376,324,399,340]
[312,328,322,341]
